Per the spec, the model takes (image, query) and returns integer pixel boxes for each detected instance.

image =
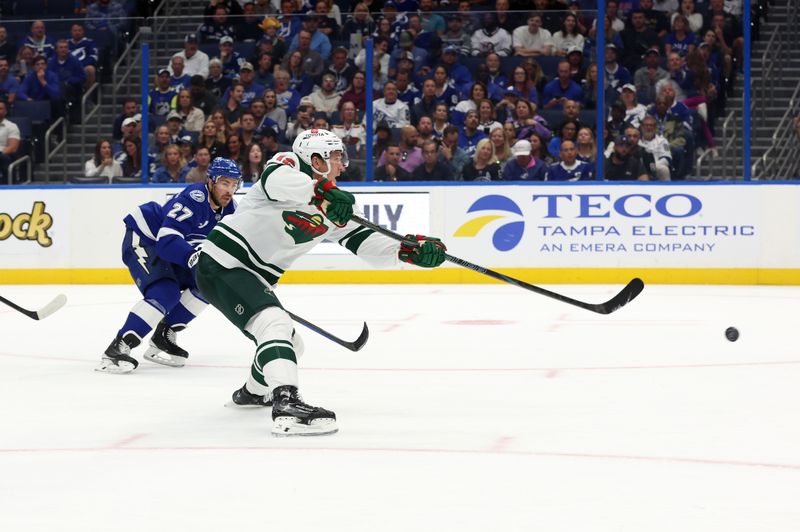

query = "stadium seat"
[46,0,78,16]
[13,115,32,140]
[536,56,562,78]
[200,44,218,59]
[461,56,485,78]
[234,42,255,59]
[10,0,46,17]
[111,176,143,184]
[500,55,525,76]
[12,116,32,158]
[69,176,109,184]
[11,101,51,125]
[46,20,75,34]
[149,113,166,131]
[537,109,562,128]
[578,110,597,127]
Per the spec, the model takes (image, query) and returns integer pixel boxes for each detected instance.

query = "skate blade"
[143,349,186,367]
[95,358,136,374]
[224,401,272,408]
[271,416,338,437]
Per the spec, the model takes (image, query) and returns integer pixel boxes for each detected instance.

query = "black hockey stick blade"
[350,214,644,315]
[585,277,645,315]
[286,310,369,352]
[0,293,67,320]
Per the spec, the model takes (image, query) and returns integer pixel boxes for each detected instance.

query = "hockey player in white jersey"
[195,129,447,436]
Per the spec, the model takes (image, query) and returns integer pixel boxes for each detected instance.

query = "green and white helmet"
[292,128,348,178]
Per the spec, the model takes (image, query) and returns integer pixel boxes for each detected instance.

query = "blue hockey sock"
[164,289,208,330]
[117,300,164,344]
[117,279,181,342]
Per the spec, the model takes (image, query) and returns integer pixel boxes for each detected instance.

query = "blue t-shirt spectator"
[47,54,86,86]
[0,73,20,102]
[542,79,584,110]
[221,81,266,108]
[665,32,697,57]
[152,164,190,183]
[502,157,547,180]
[289,31,332,61]
[18,69,61,101]
[86,0,128,32]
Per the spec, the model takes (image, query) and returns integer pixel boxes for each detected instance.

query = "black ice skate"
[271,385,337,437]
[143,319,188,367]
[231,384,272,407]
[96,335,140,374]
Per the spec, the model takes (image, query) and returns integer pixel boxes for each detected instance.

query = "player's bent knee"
[246,306,294,343]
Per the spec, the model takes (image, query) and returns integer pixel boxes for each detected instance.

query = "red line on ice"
[0,445,796,471]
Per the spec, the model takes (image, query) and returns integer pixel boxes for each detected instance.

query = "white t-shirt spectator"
[0,117,20,152]
[168,50,210,79]
[512,26,554,54]
[85,158,123,179]
[551,32,585,55]
[308,89,342,117]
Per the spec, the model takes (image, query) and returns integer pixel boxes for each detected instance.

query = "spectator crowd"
[0,0,750,183]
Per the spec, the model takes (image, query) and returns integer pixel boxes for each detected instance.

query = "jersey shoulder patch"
[266,151,299,168]
[189,189,206,203]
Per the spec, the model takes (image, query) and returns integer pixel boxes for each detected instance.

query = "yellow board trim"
[2,268,799,285]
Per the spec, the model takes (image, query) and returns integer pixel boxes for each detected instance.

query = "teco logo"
[454,195,524,252]
[0,201,54,247]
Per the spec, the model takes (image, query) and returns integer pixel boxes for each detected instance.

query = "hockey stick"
[286,310,369,352]
[0,293,68,320]
[350,215,644,315]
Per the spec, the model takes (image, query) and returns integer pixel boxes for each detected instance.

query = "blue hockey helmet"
[208,157,243,184]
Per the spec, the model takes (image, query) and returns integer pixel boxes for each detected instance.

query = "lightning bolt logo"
[131,233,150,274]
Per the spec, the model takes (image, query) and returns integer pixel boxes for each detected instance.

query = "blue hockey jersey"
[69,37,98,67]
[123,183,236,268]
[545,161,594,181]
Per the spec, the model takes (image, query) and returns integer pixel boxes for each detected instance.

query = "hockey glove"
[312,177,355,227]
[398,234,447,268]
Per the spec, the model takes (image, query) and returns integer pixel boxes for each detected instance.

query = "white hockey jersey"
[372,98,410,129]
[639,135,672,164]
[202,152,400,287]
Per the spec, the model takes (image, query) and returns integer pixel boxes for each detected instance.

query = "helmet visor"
[331,149,349,169]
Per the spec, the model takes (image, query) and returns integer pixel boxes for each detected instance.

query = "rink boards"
[1,182,799,285]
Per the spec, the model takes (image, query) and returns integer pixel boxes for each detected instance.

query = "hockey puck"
[725,327,739,342]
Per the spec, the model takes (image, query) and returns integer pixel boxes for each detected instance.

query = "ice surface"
[1,283,799,532]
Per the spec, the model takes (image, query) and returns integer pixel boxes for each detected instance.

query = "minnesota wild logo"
[282,210,329,244]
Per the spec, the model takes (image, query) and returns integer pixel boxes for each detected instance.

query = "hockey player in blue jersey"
[97,158,242,374]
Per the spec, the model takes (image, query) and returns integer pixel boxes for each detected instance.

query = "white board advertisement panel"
[442,185,800,268]
[2,184,800,279]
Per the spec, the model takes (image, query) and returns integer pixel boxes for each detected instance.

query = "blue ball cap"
[208,157,243,182]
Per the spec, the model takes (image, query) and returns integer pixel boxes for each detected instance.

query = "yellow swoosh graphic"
[454,215,506,237]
